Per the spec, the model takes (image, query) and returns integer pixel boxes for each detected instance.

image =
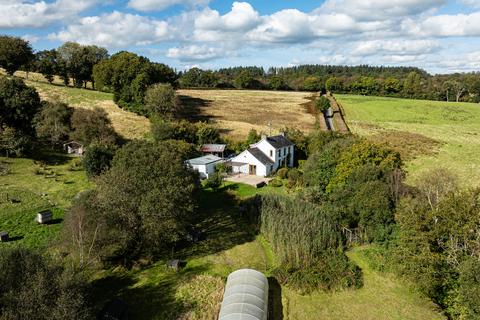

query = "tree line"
[1,35,479,108]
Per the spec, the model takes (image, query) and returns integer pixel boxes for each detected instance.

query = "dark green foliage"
[35,50,58,84]
[393,175,480,318]
[34,101,73,146]
[0,248,91,320]
[82,144,115,178]
[79,140,199,263]
[92,51,176,113]
[179,68,218,88]
[70,108,118,146]
[205,172,223,191]
[144,83,179,119]
[247,195,362,292]
[315,96,331,113]
[0,35,34,75]
[151,118,220,146]
[0,76,41,135]
[303,76,323,91]
[0,126,32,157]
[268,76,287,90]
[234,70,256,89]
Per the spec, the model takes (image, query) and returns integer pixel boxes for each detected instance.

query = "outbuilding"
[36,210,53,224]
[0,231,9,242]
[63,141,85,156]
[219,269,269,320]
[201,144,226,158]
[186,155,224,179]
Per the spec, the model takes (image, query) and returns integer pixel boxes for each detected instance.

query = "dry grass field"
[8,70,150,140]
[178,89,317,140]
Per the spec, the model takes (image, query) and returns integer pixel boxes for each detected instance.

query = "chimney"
[261,134,267,140]
[279,132,285,137]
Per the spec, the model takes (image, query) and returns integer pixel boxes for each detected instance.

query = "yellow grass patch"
[178,89,317,140]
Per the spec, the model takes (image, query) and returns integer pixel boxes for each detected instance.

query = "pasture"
[337,94,480,187]
[178,89,317,140]
[0,152,92,248]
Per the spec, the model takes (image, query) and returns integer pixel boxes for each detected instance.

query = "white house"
[186,155,223,179]
[228,134,294,177]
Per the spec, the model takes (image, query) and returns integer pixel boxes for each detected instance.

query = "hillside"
[178,89,317,140]
[337,94,480,187]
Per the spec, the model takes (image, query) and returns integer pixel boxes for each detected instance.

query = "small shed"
[36,210,53,224]
[167,259,181,271]
[63,141,85,156]
[185,155,224,179]
[219,269,269,320]
[201,144,226,158]
[0,231,9,242]
[97,298,128,320]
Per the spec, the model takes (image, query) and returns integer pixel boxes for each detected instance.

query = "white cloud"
[166,45,226,61]
[403,11,480,36]
[0,0,97,28]
[351,39,441,56]
[195,2,261,33]
[128,0,209,12]
[318,0,445,20]
[49,11,169,48]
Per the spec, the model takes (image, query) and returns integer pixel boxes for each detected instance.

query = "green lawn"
[337,94,480,187]
[0,152,92,248]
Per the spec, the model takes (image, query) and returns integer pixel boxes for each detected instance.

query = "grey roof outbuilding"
[186,155,223,166]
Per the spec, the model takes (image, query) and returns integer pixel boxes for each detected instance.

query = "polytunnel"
[219,269,269,320]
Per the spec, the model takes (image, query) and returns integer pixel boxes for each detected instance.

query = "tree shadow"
[30,150,73,166]
[7,235,24,242]
[45,218,63,225]
[178,95,215,122]
[175,187,257,260]
[91,263,212,319]
[268,277,284,320]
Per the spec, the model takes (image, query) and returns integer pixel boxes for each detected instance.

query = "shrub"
[205,172,223,191]
[0,161,10,176]
[269,179,283,187]
[277,168,288,179]
[82,144,115,178]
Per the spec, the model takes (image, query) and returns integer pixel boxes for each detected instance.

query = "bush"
[205,172,223,191]
[315,96,331,113]
[82,144,115,178]
[0,248,92,320]
[269,179,283,187]
[277,168,288,179]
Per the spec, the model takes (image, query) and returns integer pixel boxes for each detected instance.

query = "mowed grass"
[337,94,480,187]
[178,89,317,140]
[0,153,92,248]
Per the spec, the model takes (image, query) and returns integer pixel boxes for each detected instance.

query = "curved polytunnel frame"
[219,269,269,320]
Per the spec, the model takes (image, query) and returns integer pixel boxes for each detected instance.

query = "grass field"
[0,152,92,248]
[337,94,480,187]
[178,89,317,140]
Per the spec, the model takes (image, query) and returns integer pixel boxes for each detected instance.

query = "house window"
[270,150,273,157]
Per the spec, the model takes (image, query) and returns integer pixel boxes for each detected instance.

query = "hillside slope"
[338,94,480,187]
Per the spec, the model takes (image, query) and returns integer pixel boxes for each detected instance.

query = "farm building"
[185,155,224,179]
[228,133,294,177]
[219,269,269,320]
[35,210,52,224]
[63,141,84,156]
[200,144,226,158]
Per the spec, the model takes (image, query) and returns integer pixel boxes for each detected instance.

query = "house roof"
[201,144,226,153]
[186,155,223,166]
[63,141,83,148]
[248,148,274,165]
[265,135,293,149]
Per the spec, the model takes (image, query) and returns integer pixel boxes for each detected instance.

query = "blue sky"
[1,0,479,74]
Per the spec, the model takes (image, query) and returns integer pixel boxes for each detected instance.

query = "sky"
[1,0,479,74]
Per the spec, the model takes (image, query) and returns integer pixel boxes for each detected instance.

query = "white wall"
[231,150,269,177]
[191,164,207,179]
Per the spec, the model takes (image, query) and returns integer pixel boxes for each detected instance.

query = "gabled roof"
[186,155,223,166]
[265,135,293,149]
[201,144,226,153]
[248,148,274,165]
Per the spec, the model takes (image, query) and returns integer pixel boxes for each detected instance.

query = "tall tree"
[70,108,118,146]
[35,49,58,84]
[34,101,73,146]
[0,35,34,75]
[144,83,179,118]
[403,71,422,98]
